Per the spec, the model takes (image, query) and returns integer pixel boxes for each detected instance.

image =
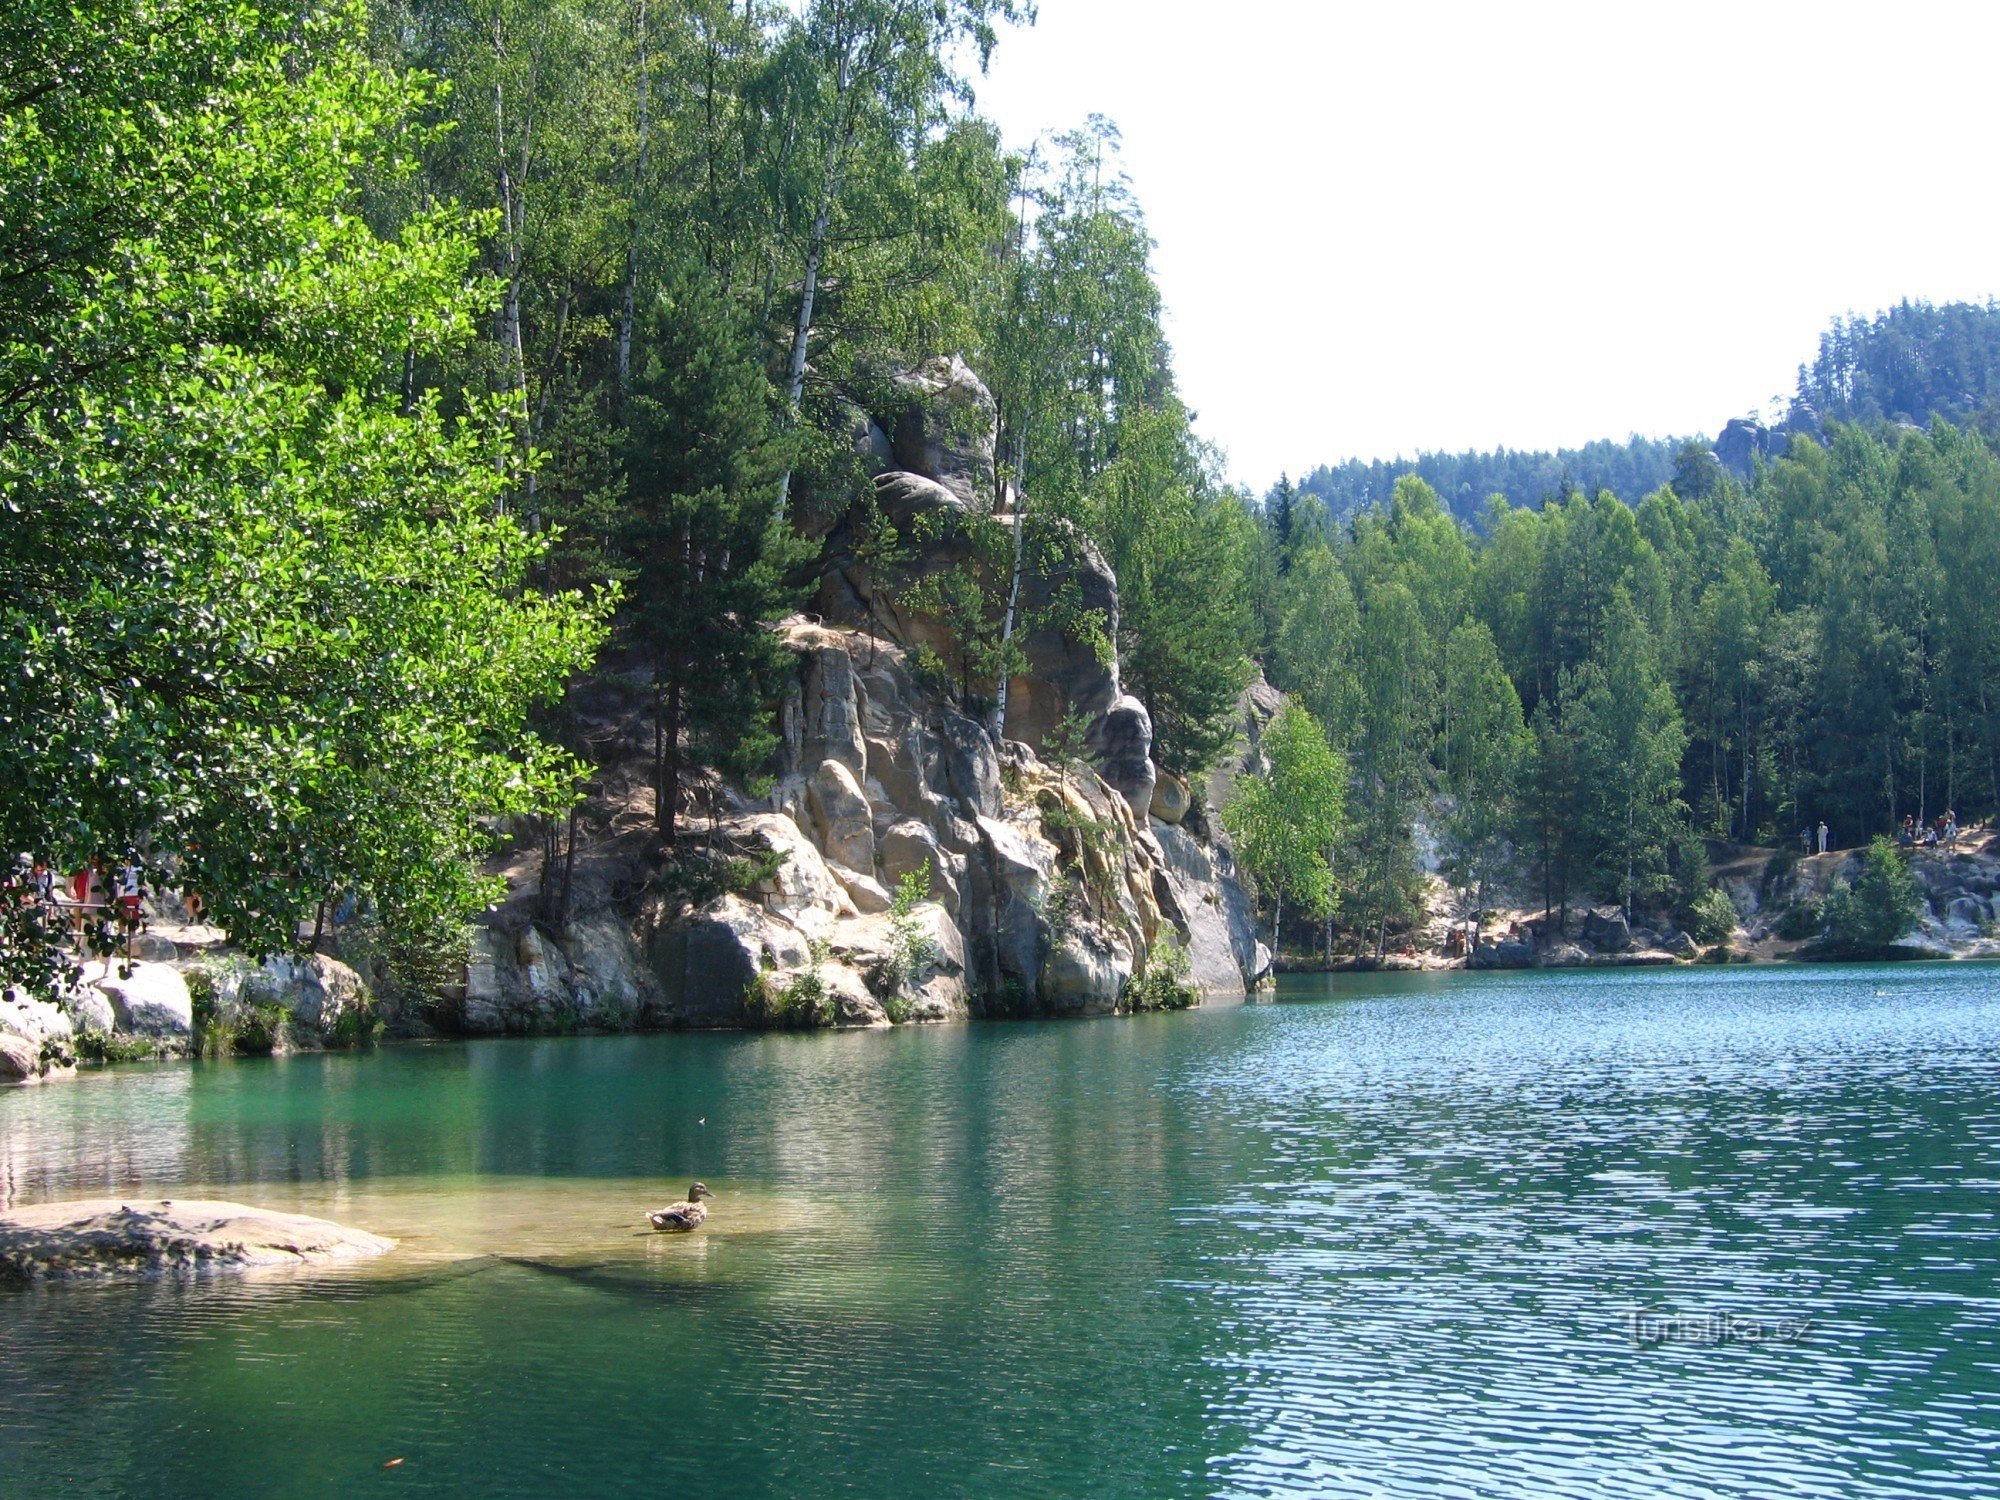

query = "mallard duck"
[648,1183,716,1232]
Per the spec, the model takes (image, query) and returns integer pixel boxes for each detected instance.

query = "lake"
[4,963,1999,1497]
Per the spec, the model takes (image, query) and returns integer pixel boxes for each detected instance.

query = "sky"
[969,0,2000,492]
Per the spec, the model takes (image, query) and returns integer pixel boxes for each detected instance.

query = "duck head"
[688,1182,716,1202]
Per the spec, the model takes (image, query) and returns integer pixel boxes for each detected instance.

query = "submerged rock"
[0,1199,394,1283]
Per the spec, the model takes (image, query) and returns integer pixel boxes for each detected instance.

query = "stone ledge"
[0,1199,394,1284]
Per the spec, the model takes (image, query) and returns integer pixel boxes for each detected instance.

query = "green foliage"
[651,845,790,913]
[1223,700,1345,945]
[1687,887,1739,947]
[745,939,833,1030]
[1125,936,1197,1012]
[876,870,940,1006]
[1820,838,1924,952]
[0,0,607,993]
[75,1031,161,1066]
[1773,899,1825,942]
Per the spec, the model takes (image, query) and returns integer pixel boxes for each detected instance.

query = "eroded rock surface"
[0,1199,394,1283]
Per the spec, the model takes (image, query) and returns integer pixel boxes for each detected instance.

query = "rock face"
[463,620,1262,1031]
[0,995,75,1085]
[1581,908,1632,953]
[815,471,1124,752]
[91,962,192,1039]
[879,354,997,507]
[185,953,374,1051]
[429,350,1263,1033]
[1094,695,1158,821]
[0,1200,394,1282]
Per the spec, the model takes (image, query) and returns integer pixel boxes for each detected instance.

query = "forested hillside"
[0,0,1260,993]
[1295,300,2000,531]
[1793,299,2000,432]
[1247,419,2000,956]
[1295,436,1685,526]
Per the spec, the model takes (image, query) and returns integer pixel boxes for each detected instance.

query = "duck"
[648,1182,716,1233]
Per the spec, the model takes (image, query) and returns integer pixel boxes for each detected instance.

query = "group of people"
[5,854,151,954]
[1799,821,1832,855]
[1898,812,1961,850]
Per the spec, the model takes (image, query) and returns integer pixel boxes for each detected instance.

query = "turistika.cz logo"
[1626,1309,1813,1347]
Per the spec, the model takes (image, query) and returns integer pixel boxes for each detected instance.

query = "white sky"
[969,0,2000,491]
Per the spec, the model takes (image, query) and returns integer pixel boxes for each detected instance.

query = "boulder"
[1581,908,1632,953]
[880,819,961,915]
[64,985,116,1037]
[654,894,812,1028]
[1040,926,1133,1016]
[2,993,75,1050]
[738,812,857,940]
[834,865,893,914]
[124,933,178,963]
[0,1032,43,1084]
[93,962,192,1039]
[806,759,878,882]
[821,963,889,1029]
[1093,694,1158,821]
[245,954,371,1037]
[1469,938,1536,969]
[881,354,997,506]
[1150,773,1191,826]
[0,1199,394,1283]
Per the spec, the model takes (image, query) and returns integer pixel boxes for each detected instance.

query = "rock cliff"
[459,607,1268,1033]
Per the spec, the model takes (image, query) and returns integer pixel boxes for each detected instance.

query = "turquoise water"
[4,963,2000,1497]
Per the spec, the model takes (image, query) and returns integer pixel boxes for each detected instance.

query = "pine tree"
[621,267,806,839]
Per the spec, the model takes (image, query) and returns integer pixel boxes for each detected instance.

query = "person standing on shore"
[1817,821,1830,854]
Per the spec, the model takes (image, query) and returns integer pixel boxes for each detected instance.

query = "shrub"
[1773,900,1824,941]
[1126,936,1198,1012]
[75,1031,158,1064]
[1821,837,1923,952]
[745,939,831,1028]
[874,870,940,1008]
[1687,887,1739,947]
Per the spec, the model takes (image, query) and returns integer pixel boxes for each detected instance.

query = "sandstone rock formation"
[0,1199,393,1282]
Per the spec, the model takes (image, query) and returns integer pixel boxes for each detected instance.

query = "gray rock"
[1581,908,1632,953]
[1149,773,1191,826]
[1469,938,1536,969]
[64,986,116,1036]
[1093,694,1157,821]
[0,1199,394,1282]
[654,895,811,1027]
[801,643,866,777]
[125,933,178,963]
[1151,824,1249,1000]
[245,954,370,1037]
[880,819,961,915]
[936,710,1000,821]
[834,865,893,915]
[808,758,877,879]
[0,1032,43,1084]
[1040,925,1133,1016]
[93,963,192,1038]
[881,354,997,506]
